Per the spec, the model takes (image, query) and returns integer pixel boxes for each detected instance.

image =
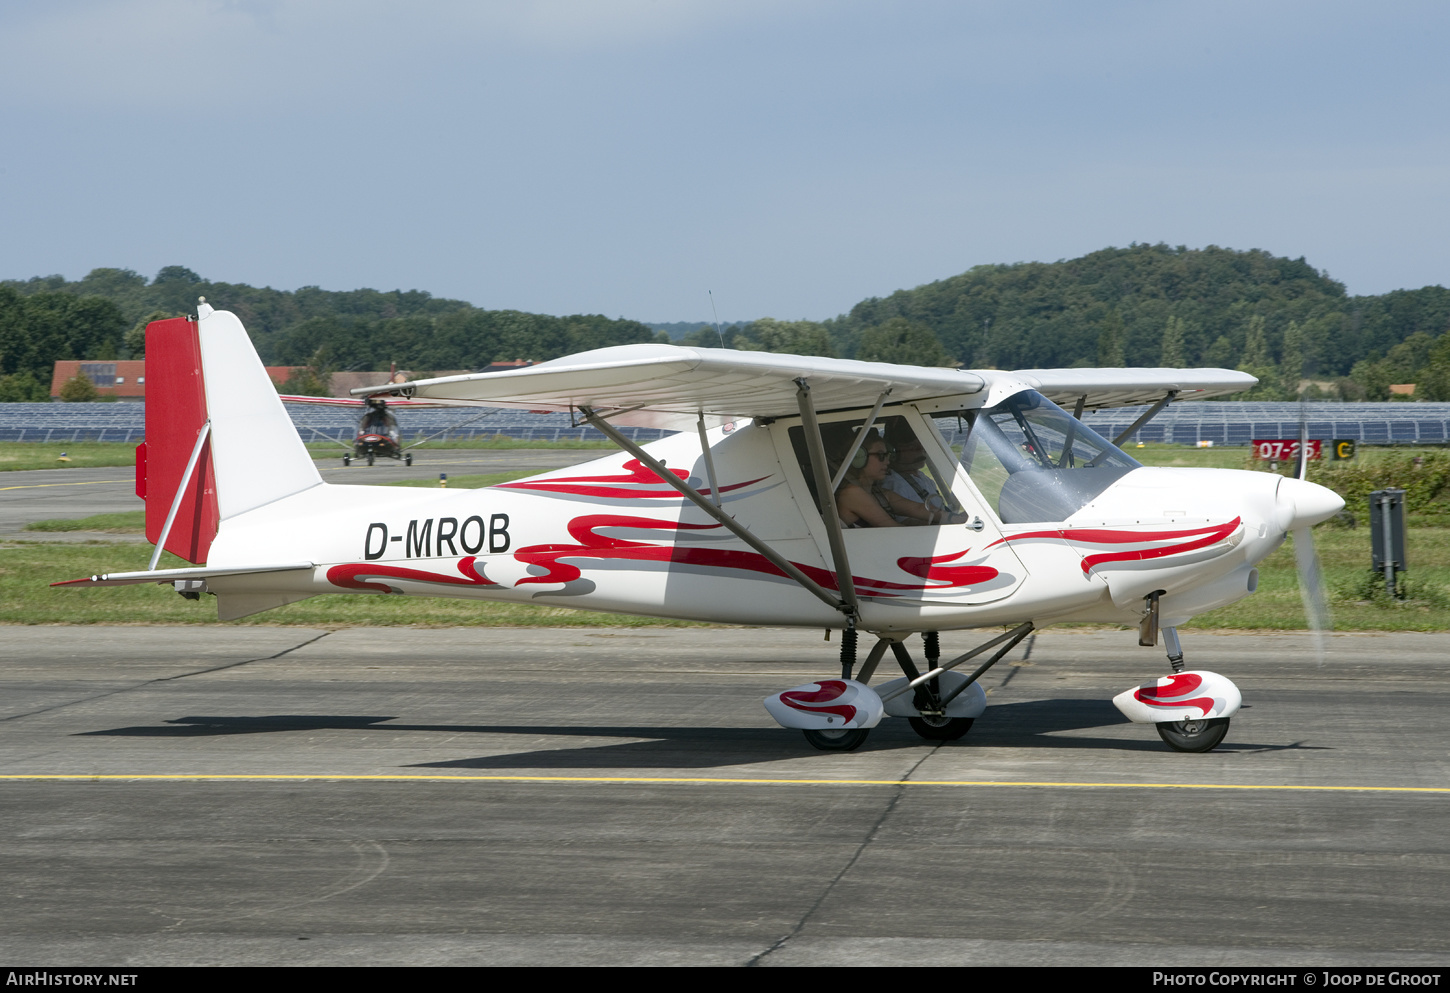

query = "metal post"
[1371,488,1407,598]
[1382,492,1395,597]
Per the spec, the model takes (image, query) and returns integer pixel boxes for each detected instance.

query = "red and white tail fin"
[137,303,321,565]
[139,316,217,563]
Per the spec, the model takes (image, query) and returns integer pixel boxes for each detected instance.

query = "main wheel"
[802,727,870,751]
[342,456,351,466]
[908,715,974,741]
[1156,717,1230,753]
[404,453,413,466]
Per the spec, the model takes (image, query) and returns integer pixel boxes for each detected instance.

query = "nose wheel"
[1156,717,1230,752]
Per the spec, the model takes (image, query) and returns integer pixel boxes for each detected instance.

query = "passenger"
[882,421,966,526]
[832,429,901,528]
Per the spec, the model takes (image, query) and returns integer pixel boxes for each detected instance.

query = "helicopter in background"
[276,393,419,466]
[281,365,514,466]
[347,397,409,467]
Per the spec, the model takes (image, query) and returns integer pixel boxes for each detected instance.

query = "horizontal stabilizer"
[53,562,315,588]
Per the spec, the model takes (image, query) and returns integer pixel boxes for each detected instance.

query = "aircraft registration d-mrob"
[61,303,1344,754]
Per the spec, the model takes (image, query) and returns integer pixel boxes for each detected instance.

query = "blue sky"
[1,1,1446,322]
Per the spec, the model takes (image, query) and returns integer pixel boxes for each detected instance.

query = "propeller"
[1290,400,1332,665]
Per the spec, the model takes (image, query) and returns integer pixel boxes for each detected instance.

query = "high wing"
[353,344,987,428]
[351,343,1255,426]
[278,395,458,407]
[1010,367,1258,409]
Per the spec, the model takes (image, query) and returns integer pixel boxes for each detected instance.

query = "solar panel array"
[4,401,1450,448]
[0,403,670,444]
[1079,401,1450,447]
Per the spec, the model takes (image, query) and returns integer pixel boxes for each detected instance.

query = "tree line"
[4,247,1450,402]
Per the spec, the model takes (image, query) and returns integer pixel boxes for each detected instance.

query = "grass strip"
[24,511,146,533]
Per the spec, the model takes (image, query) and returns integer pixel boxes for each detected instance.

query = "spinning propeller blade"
[1292,526,1331,667]
[1292,396,1329,664]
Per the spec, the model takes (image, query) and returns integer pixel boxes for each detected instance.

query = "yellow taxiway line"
[0,480,123,491]
[1,774,1447,794]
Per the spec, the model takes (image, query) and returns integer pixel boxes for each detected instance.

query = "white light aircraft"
[61,303,1344,753]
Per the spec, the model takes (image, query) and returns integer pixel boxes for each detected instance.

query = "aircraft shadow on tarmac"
[76,700,1318,767]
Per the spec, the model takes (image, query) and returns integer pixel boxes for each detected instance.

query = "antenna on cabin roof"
[708,290,726,348]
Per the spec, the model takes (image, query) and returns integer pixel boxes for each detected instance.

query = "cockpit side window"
[936,390,1141,524]
[786,414,963,528]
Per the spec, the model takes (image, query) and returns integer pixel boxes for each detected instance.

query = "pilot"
[832,428,901,528]
[830,428,952,529]
[882,420,966,526]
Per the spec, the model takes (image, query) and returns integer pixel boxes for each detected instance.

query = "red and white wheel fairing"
[763,679,884,730]
[1111,670,1242,724]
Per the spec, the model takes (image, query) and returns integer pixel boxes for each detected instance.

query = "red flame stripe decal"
[988,518,1240,574]
[1133,673,1214,715]
[513,515,999,594]
[895,548,998,587]
[327,556,498,593]
[498,460,768,500]
[779,680,857,722]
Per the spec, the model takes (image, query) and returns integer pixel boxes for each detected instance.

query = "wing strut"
[793,379,860,620]
[830,387,892,492]
[695,412,722,506]
[1109,390,1179,448]
[577,406,847,614]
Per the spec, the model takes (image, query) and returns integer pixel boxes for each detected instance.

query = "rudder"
[141,317,218,564]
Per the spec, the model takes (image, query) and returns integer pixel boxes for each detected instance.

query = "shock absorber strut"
[839,615,858,680]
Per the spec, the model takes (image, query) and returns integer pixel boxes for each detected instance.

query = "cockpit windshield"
[936,390,1141,524]
[360,408,400,441]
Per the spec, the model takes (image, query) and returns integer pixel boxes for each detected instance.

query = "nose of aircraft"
[1275,476,1346,531]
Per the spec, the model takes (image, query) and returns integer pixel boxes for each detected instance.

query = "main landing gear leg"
[1154,626,1230,753]
[889,640,973,742]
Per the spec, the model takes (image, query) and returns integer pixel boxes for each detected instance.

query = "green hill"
[833,244,1450,378]
[6,247,1450,403]
[0,266,657,384]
